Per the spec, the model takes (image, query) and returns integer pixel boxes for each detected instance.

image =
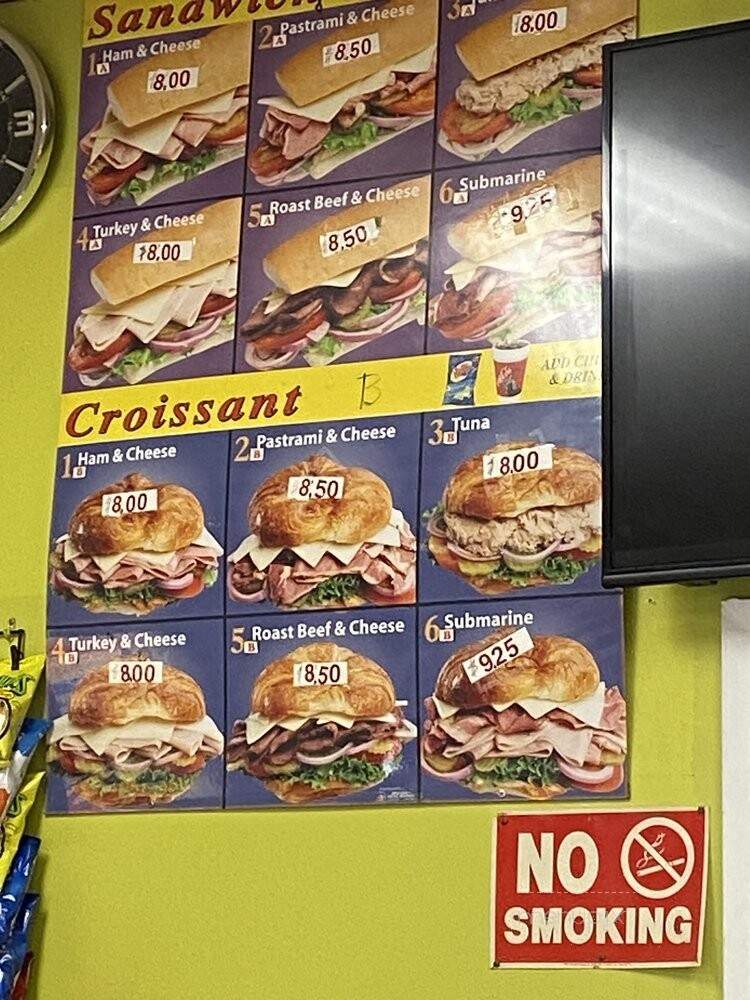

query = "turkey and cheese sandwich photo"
[50,472,223,616]
[48,664,224,808]
[429,156,602,346]
[79,24,251,207]
[248,0,437,187]
[438,0,636,162]
[68,199,241,387]
[421,628,626,798]
[425,440,602,593]
[228,454,417,609]
[227,642,417,803]
[240,177,429,370]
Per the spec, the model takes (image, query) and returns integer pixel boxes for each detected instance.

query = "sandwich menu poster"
[47,0,637,813]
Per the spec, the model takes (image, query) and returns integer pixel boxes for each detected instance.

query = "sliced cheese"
[171,285,213,329]
[229,509,406,570]
[260,46,435,124]
[93,106,183,158]
[64,526,224,573]
[433,682,607,729]
[78,314,132,351]
[244,709,402,746]
[182,89,236,117]
[52,713,220,758]
[83,285,175,324]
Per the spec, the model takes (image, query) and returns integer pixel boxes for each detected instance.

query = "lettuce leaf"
[121,148,219,199]
[488,554,591,587]
[111,345,168,377]
[510,91,581,126]
[295,574,362,607]
[293,754,394,790]
[321,120,379,154]
[471,755,560,788]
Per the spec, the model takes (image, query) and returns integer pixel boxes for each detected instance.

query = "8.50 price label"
[293,661,349,687]
[287,475,345,501]
[462,628,534,684]
[322,32,380,66]
[320,217,380,258]
[133,240,194,264]
[101,488,159,517]
[108,660,164,684]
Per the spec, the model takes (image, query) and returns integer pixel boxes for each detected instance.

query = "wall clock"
[0,27,53,234]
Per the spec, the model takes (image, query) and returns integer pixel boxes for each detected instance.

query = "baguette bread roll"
[275,0,437,108]
[263,176,430,295]
[456,0,636,82]
[447,155,600,264]
[108,23,251,128]
[91,198,241,306]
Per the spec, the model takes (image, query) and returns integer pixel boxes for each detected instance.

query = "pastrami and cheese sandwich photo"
[77,24,251,211]
[239,177,429,370]
[67,199,241,388]
[226,641,417,805]
[48,662,224,810]
[228,454,417,610]
[50,472,224,619]
[421,624,627,800]
[428,155,602,349]
[437,0,636,165]
[247,0,436,188]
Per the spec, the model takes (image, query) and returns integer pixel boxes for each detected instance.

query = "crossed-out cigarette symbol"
[620,818,696,899]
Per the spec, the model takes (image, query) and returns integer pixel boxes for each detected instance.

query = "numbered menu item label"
[483,444,555,479]
[107,660,164,684]
[292,660,349,686]
[322,33,380,66]
[101,487,159,517]
[462,627,534,683]
[287,476,345,501]
[511,7,568,35]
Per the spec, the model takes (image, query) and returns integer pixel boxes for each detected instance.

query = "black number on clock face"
[0,40,37,210]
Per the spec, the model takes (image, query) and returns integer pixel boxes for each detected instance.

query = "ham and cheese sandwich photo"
[228,453,417,610]
[437,0,636,165]
[428,155,602,350]
[47,657,224,811]
[247,0,436,189]
[419,605,627,801]
[239,176,429,371]
[49,471,224,618]
[67,198,240,388]
[78,24,251,210]
[226,640,417,804]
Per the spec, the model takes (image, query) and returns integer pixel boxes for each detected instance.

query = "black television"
[602,18,750,588]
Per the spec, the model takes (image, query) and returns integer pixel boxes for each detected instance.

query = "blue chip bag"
[0,838,40,947]
[442,352,481,406]
[0,894,38,999]
[0,721,50,823]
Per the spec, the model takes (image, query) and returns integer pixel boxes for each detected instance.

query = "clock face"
[0,30,53,231]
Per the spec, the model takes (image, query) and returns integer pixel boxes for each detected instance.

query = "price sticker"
[322,32,380,67]
[483,443,554,479]
[491,185,557,232]
[107,660,164,684]
[511,7,567,35]
[320,217,380,258]
[462,628,534,684]
[146,66,199,93]
[293,661,349,687]
[133,240,194,264]
[101,488,159,518]
[287,475,345,501]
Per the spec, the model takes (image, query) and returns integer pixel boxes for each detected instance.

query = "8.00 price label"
[101,488,159,518]
[146,66,199,93]
[491,185,557,232]
[462,628,534,684]
[133,240,194,264]
[287,475,345,501]
[511,7,567,35]
[293,661,349,687]
[108,660,164,684]
[320,217,380,258]
[483,444,554,480]
[322,32,380,66]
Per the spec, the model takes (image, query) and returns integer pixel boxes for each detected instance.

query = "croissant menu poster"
[46,0,637,814]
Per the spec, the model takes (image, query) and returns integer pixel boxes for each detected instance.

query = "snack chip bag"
[442,352,481,406]
[0,894,37,1000]
[0,776,43,888]
[10,952,32,1000]
[0,838,40,946]
[0,721,50,822]
[0,659,45,769]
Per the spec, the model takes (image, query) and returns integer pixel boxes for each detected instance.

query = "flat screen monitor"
[602,18,750,587]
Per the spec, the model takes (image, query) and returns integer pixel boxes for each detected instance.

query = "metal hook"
[0,619,25,671]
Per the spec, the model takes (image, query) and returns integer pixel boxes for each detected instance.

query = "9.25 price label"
[293,661,349,687]
[511,7,567,35]
[322,32,380,66]
[101,488,159,518]
[320,217,380,258]
[491,185,557,231]
[287,475,345,501]
[146,66,199,93]
[133,240,194,264]
[108,660,164,684]
[462,628,533,684]
[483,444,554,480]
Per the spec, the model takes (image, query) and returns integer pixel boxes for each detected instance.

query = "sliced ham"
[260,108,330,162]
[172,117,214,147]
[100,139,145,171]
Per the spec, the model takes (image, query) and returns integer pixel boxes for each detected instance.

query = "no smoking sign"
[492,808,708,968]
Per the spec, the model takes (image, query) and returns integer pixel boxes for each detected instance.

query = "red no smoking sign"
[492,808,708,968]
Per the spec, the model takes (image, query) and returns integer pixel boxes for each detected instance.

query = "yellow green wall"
[0,1,748,996]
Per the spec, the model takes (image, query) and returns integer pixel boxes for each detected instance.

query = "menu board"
[46,0,637,813]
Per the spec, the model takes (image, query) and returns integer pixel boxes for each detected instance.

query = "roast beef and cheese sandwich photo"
[69,199,240,387]
[227,642,417,803]
[422,629,626,798]
[229,454,417,608]
[80,24,251,206]
[49,664,224,808]
[50,473,223,616]
[248,0,436,186]
[425,440,601,593]
[241,177,429,370]
[430,156,602,345]
[439,0,636,161]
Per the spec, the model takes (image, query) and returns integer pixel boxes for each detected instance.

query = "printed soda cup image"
[493,340,530,397]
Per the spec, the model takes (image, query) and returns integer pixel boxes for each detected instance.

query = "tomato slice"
[370,268,424,304]
[87,154,148,196]
[205,107,248,146]
[165,575,205,600]
[249,305,328,353]
[199,293,234,317]
[377,79,436,116]
[570,764,624,794]
[362,582,416,606]
[572,64,603,88]
[439,99,513,145]
[249,142,291,178]
[434,287,514,341]
[68,330,137,373]
[562,547,599,561]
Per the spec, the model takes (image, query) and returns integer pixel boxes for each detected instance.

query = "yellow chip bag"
[0,771,43,885]
[0,656,45,767]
